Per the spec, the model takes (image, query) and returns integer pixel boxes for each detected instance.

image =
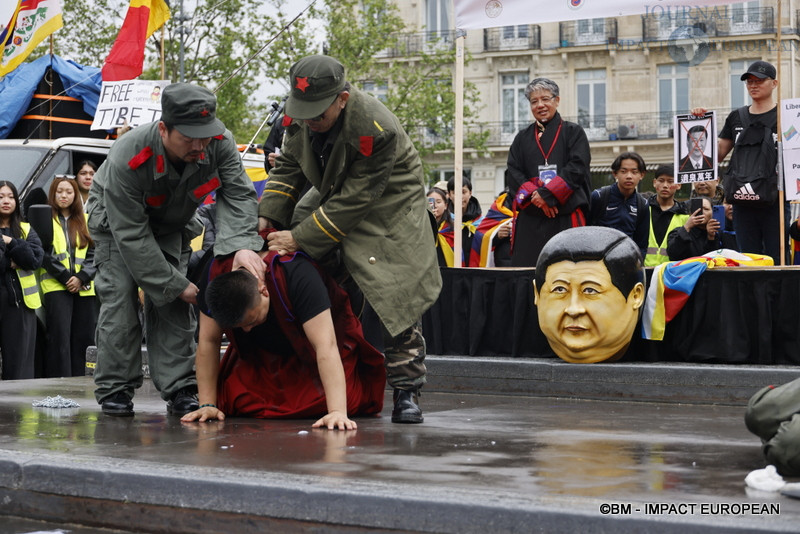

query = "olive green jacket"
[259,89,441,336]
[88,123,262,307]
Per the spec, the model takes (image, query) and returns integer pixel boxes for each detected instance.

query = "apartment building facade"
[378,1,799,207]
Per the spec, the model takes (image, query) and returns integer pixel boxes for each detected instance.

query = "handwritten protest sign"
[91,80,169,131]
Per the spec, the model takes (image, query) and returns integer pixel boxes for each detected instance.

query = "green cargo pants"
[93,239,197,404]
[745,378,800,476]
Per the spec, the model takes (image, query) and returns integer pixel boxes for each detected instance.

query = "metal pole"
[179,0,185,82]
[777,0,785,265]
[453,31,466,268]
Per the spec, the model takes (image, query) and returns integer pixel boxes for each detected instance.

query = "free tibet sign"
[91,80,169,130]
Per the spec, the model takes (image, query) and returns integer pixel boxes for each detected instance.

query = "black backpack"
[724,106,778,206]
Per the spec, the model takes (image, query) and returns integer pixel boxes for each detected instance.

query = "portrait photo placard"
[674,111,717,185]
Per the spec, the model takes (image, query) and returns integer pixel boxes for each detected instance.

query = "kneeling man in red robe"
[181,249,386,429]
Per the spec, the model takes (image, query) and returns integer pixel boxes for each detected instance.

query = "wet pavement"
[0,359,799,533]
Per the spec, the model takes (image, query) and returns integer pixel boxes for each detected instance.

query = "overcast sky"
[255,0,323,101]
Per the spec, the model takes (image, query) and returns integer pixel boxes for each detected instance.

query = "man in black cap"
[692,60,781,262]
[258,55,441,423]
[88,83,264,416]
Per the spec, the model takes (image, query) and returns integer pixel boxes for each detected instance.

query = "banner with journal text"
[455,0,744,30]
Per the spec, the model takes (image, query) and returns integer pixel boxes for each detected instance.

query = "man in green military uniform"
[259,55,442,423]
[88,83,264,416]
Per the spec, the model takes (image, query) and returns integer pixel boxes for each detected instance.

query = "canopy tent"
[0,54,103,139]
[449,0,767,265]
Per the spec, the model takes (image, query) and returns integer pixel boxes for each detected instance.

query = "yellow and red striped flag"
[102,0,170,82]
[0,0,63,77]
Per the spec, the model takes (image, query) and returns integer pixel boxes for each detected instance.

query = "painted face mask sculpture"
[534,227,645,363]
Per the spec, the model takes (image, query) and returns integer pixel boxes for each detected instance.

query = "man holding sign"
[88,83,264,417]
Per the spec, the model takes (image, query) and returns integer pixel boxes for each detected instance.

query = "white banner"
[455,0,744,30]
[781,98,800,201]
[780,97,800,152]
[91,79,169,131]
[781,148,800,201]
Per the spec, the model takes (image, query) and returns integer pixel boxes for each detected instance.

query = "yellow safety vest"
[644,210,689,267]
[16,222,42,310]
[38,216,95,296]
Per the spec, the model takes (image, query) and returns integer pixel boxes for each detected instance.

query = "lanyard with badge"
[535,121,562,184]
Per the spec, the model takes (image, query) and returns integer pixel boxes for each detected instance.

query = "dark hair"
[77,160,98,172]
[0,180,23,238]
[611,152,646,174]
[427,187,452,225]
[535,226,644,299]
[47,177,93,248]
[447,175,472,192]
[686,124,707,141]
[206,269,262,329]
[427,187,447,203]
[654,164,674,179]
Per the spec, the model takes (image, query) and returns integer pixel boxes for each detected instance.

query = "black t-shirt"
[649,198,688,244]
[198,255,331,357]
[719,105,777,142]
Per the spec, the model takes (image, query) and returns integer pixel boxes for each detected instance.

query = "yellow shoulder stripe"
[312,212,340,243]
[319,206,346,238]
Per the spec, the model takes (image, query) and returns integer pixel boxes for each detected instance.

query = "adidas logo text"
[733,183,760,201]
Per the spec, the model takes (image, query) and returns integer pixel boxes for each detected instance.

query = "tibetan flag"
[436,219,455,268]
[247,166,268,200]
[0,2,22,49]
[642,258,708,341]
[642,250,773,340]
[0,0,63,77]
[102,0,170,82]
[471,192,513,268]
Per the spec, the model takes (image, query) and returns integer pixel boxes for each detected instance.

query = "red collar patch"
[128,146,153,170]
[295,76,310,92]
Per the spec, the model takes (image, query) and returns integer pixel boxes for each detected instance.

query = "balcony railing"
[483,25,541,52]
[374,30,456,58]
[643,7,774,41]
[642,16,717,42]
[558,19,618,48]
[714,7,774,36]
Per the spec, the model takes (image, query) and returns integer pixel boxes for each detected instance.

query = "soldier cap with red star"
[286,55,346,120]
[160,83,225,138]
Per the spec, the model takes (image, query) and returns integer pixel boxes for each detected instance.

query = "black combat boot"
[101,392,134,417]
[166,386,199,416]
[392,388,423,424]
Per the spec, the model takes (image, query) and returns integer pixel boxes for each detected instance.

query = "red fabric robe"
[209,252,386,418]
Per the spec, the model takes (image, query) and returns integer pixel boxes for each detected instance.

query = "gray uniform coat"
[88,122,262,402]
[89,123,262,306]
[259,89,441,337]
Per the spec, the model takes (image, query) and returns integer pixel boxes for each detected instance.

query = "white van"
[0,137,267,208]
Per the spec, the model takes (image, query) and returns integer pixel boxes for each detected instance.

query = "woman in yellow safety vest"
[0,181,44,380]
[39,175,97,377]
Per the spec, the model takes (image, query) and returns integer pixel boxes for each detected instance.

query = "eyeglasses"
[744,78,771,86]
[529,96,556,106]
[54,174,75,180]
